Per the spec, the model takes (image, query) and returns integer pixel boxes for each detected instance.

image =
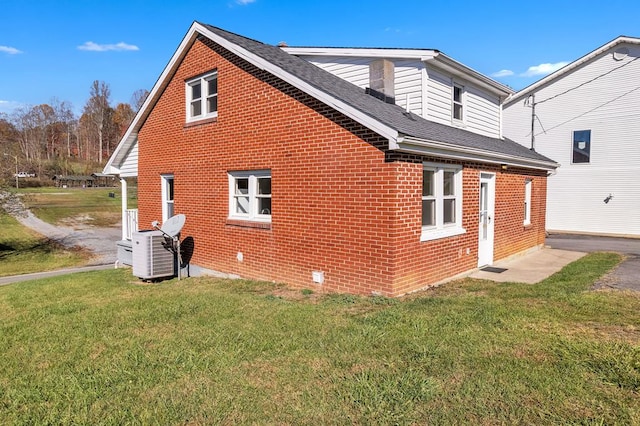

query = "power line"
[534,83,640,136]
[536,55,640,105]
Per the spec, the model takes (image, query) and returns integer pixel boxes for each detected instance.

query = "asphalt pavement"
[546,233,640,291]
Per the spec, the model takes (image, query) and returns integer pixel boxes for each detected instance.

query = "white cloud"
[236,0,256,4]
[0,100,23,114]
[0,45,22,54]
[491,69,514,78]
[78,41,139,52]
[521,61,569,77]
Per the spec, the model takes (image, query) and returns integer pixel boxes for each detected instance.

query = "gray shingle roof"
[201,23,554,166]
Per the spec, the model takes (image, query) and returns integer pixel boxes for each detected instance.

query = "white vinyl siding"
[465,86,501,137]
[426,67,453,124]
[393,59,424,116]
[304,56,425,117]
[304,56,371,88]
[503,42,640,236]
[119,140,138,177]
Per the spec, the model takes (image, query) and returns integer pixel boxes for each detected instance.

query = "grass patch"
[19,187,136,227]
[0,208,90,276]
[1,253,638,424]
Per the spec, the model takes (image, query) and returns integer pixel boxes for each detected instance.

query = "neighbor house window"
[161,174,174,223]
[452,83,464,121]
[524,179,532,226]
[228,170,271,222]
[572,130,591,164]
[421,163,465,241]
[186,70,218,122]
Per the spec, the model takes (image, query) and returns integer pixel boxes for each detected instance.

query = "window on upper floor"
[572,130,591,164]
[421,163,465,241]
[452,83,464,121]
[524,179,532,226]
[186,70,218,122]
[228,170,272,222]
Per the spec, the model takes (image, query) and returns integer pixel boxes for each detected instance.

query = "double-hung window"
[524,179,532,226]
[228,170,271,222]
[186,70,218,122]
[421,163,465,241]
[452,83,464,121]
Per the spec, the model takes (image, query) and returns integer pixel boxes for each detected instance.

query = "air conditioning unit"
[132,230,175,280]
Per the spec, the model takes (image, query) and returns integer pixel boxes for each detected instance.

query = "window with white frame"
[161,174,174,223]
[524,179,532,226]
[421,163,465,241]
[452,83,464,121]
[186,70,218,122]
[228,170,271,222]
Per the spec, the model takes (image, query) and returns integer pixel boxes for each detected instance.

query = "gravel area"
[2,192,120,266]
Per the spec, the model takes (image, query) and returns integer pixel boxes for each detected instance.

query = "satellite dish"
[160,214,186,237]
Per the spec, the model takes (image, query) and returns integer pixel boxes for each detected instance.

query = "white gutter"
[396,136,559,171]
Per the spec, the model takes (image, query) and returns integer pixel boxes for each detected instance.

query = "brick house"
[104,22,558,297]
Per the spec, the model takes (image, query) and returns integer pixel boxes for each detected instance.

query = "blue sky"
[1,0,639,115]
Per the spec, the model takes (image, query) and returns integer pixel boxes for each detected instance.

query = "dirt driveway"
[2,192,120,266]
[546,234,640,291]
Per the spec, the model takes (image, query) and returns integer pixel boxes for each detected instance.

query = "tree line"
[0,80,148,179]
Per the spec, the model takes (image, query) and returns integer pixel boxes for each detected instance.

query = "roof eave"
[396,136,559,171]
[200,25,400,144]
[104,23,202,175]
[426,53,514,97]
[104,23,404,176]
[506,35,640,104]
[282,46,438,60]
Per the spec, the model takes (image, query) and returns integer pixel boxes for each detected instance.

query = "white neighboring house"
[283,47,513,138]
[502,36,640,237]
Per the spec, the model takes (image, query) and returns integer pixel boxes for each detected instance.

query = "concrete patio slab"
[469,248,586,284]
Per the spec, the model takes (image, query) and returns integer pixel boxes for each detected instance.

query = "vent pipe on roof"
[367,59,395,104]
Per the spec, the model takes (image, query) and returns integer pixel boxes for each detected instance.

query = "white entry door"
[478,173,495,267]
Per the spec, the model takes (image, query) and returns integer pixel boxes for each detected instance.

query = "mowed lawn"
[1,253,639,424]
[0,208,89,276]
[19,187,136,227]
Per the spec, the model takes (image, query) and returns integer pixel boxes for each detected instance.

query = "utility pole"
[530,93,536,151]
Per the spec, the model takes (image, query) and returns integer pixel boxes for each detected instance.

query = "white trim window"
[452,83,464,121]
[421,163,465,241]
[228,170,271,222]
[161,174,174,223]
[524,179,532,226]
[186,70,218,122]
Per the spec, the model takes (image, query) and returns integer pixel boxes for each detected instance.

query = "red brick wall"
[135,38,547,297]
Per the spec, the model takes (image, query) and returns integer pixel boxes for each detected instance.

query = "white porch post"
[120,177,128,241]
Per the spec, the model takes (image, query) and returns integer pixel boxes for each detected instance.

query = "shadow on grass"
[0,238,81,260]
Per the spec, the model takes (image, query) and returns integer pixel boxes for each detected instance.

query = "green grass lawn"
[19,187,137,227]
[1,252,638,424]
[0,209,90,276]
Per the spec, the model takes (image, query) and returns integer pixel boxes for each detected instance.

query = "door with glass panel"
[478,173,495,267]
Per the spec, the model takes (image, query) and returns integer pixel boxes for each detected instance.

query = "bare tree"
[131,89,150,112]
[83,80,111,163]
